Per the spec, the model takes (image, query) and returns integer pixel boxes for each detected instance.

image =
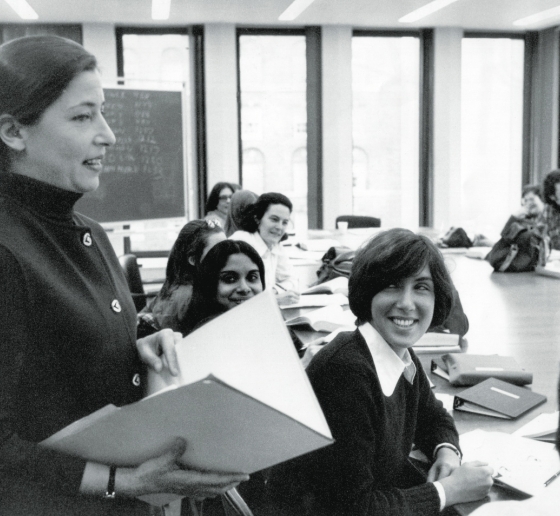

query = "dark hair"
[205,182,235,213]
[521,184,542,200]
[158,219,224,300]
[224,189,259,237]
[0,35,97,169]
[180,240,265,335]
[348,228,454,329]
[543,170,560,207]
[238,192,293,234]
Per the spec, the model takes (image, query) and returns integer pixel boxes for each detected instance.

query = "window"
[238,32,308,231]
[121,33,190,90]
[352,34,420,228]
[460,36,524,238]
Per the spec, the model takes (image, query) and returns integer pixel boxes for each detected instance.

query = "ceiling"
[1,0,560,31]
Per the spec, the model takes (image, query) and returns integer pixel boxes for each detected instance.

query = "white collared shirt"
[229,230,297,291]
[358,322,416,396]
[358,322,455,511]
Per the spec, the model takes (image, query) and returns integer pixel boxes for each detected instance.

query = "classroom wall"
[80,22,560,233]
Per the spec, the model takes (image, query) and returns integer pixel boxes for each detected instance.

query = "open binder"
[41,291,333,503]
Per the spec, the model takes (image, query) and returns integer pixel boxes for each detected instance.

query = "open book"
[285,303,356,332]
[460,429,560,496]
[302,276,348,296]
[41,291,333,505]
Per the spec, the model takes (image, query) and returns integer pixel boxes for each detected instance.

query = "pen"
[544,470,560,487]
[275,283,287,292]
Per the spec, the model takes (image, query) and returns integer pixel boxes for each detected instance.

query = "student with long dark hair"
[137,219,225,337]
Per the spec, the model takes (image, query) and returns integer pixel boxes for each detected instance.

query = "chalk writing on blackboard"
[76,88,185,222]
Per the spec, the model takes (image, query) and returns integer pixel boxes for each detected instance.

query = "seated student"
[179,239,304,355]
[539,170,560,250]
[205,182,235,227]
[224,189,258,237]
[470,374,560,516]
[137,219,225,337]
[514,184,545,221]
[268,228,493,516]
[230,192,300,306]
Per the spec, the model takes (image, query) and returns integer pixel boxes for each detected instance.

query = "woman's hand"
[427,446,461,482]
[136,329,182,376]
[116,438,249,500]
[439,461,494,507]
[275,290,300,306]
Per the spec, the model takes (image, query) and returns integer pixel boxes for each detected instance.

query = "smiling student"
[268,228,493,516]
[230,192,300,306]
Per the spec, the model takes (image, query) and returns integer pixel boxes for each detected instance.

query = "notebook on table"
[453,377,546,419]
[431,353,533,386]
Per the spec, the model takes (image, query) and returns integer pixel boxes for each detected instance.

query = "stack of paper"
[285,303,356,332]
[302,276,349,296]
[296,238,342,253]
[460,429,560,496]
[412,332,462,354]
[280,292,348,309]
[41,291,333,504]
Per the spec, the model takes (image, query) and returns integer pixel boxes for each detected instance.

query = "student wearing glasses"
[205,182,236,227]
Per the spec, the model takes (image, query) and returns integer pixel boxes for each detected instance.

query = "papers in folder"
[41,291,333,496]
[460,429,560,496]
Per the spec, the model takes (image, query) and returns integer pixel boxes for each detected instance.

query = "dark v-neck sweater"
[269,329,460,516]
[0,173,149,515]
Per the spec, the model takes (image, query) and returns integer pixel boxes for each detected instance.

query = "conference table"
[286,228,560,514]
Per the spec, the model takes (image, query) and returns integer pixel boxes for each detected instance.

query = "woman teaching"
[0,35,246,515]
[229,192,300,306]
[268,229,493,515]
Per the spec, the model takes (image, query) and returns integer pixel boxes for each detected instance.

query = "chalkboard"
[76,88,185,222]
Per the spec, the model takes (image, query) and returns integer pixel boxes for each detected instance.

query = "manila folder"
[41,290,333,474]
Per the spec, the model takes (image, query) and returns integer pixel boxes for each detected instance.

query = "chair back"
[336,215,381,229]
[118,254,147,312]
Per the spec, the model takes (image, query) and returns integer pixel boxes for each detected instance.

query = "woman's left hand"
[427,446,461,482]
[137,328,182,376]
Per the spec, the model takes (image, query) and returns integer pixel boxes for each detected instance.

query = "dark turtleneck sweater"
[0,173,150,515]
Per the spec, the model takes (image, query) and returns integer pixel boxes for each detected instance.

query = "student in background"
[137,219,226,338]
[268,229,493,515]
[539,170,560,250]
[0,35,247,516]
[205,181,235,227]
[224,189,258,237]
[514,184,545,221]
[230,192,300,306]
